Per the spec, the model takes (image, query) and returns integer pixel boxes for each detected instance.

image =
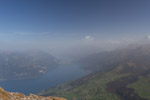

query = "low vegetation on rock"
[0,87,66,100]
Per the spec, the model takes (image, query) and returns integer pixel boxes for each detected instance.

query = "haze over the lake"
[0,0,150,59]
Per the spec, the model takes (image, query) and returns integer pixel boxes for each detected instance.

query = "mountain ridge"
[0,87,66,100]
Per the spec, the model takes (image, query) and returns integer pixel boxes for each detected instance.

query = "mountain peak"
[0,87,66,100]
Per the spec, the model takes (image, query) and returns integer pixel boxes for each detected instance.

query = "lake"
[0,64,89,94]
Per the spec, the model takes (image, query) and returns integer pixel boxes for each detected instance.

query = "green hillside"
[39,45,150,100]
[39,64,150,100]
[128,73,150,100]
[39,66,126,100]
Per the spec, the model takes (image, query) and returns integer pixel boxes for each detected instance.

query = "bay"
[0,64,88,94]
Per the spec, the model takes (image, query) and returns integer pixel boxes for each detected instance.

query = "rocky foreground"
[0,87,66,100]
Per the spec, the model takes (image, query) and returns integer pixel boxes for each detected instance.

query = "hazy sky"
[0,0,150,57]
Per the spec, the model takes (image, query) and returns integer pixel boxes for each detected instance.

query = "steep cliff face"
[0,87,66,100]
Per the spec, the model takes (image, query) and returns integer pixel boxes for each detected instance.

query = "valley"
[38,45,150,100]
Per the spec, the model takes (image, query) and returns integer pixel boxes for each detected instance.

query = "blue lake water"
[0,64,88,94]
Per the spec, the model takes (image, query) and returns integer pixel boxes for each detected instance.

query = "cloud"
[107,40,120,44]
[145,35,150,40]
[84,35,94,41]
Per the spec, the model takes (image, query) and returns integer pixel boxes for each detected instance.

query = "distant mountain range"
[39,44,150,100]
[0,51,59,80]
[78,44,150,72]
